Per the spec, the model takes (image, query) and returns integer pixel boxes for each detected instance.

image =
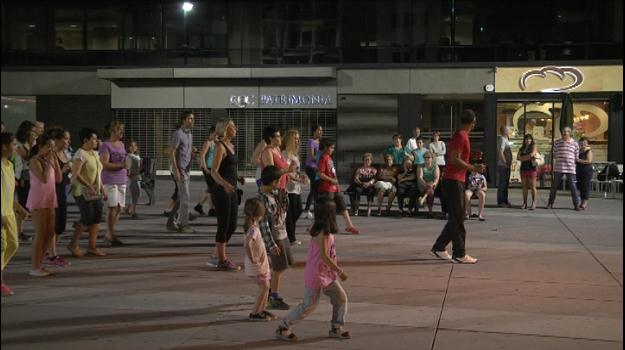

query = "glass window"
[87,8,120,50]
[7,5,45,50]
[55,9,84,50]
[572,101,610,162]
[123,4,160,50]
[1,96,37,134]
[163,3,185,49]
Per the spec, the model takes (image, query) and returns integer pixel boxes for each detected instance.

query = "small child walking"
[243,198,278,321]
[275,196,351,342]
[125,140,142,219]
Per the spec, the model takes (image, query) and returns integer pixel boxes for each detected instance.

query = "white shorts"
[103,184,127,208]
[375,181,396,193]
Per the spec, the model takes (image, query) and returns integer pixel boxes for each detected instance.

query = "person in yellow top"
[67,128,106,258]
[2,132,29,296]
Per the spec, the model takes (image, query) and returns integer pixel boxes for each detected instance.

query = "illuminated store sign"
[229,94,333,108]
[519,66,584,92]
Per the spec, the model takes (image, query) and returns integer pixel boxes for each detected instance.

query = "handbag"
[531,152,545,167]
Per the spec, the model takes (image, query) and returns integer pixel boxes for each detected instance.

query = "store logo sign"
[229,95,256,108]
[229,94,333,108]
[519,66,584,92]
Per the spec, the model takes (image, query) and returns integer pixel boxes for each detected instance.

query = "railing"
[2,42,622,66]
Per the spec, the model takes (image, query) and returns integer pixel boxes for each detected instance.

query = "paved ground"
[1,180,623,350]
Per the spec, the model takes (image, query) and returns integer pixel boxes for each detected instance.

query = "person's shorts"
[521,169,537,180]
[74,195,104,226]
[103,184,127,208]
[270,239,294,272]
[203,171,215,192]
[318,192,347,213]
[249,272,271,285]
[375,181,396,193]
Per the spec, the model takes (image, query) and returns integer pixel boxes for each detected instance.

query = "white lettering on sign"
[230,94,333,108]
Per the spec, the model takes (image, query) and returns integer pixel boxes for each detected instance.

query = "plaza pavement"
[1,180,623,350]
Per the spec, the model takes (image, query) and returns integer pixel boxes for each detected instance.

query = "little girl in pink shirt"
[275,196,351,342]
[243,198,277,321]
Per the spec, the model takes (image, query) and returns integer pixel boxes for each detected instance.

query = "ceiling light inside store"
[28,24,36,28]
[70,24,78,28]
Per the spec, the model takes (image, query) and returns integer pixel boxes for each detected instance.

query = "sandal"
[329,326,352,339]
[261,310,278,320]
[67,245,84,258]
[87,248,107,257]
[520,204,527,209]
[275,326,298,342]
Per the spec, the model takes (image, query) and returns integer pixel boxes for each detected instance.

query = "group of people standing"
[497,125,595,212]
[1,120,143,295]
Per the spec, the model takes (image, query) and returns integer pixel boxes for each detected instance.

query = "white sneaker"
[430,250,452,260]
[205,256,219,268]
[452,255,478,264]
[305,211,314,220]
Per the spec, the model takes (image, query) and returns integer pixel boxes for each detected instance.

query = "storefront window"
[497,99,610,187]
[86,8,120,50]
[55,9,84,50]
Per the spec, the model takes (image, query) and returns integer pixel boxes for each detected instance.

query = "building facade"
[2,0,623,183]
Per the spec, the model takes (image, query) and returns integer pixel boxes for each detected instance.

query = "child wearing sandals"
[275,196,351,342]
[243,198,278,321]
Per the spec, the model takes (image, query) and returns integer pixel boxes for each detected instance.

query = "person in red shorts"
[430,110,484,264]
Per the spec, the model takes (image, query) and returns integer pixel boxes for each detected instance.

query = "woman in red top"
[260,126,291,190]
[317,139,359,234]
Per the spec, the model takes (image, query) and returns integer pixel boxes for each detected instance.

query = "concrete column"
[609,93,623,163]
[398,94,423,142]
[483,93,498,185]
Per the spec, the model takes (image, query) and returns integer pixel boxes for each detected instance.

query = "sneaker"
[194,204,206,216]
[452,255,478,264]
[249,312,271,321]
[290,240,302,246]
[261,310,278,320]
[1,284,14,297]
[19,232,32,242]
[29,269,53,277]
[166,222,179,232]
[205,256,219,268]
[189,213,199,221]
[268,296,290,310]
[130,213,139,219]
[275,326,298,342]
[345,226,360,234]
[177,225,196,233]
[305,210,313,220]
[42,255,71,268]
[329,326,352,339]
[216,258,240,271]
[208,209,217,217]
[430,250,452,260]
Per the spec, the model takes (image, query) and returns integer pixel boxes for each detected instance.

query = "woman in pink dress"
[27,132,61,277]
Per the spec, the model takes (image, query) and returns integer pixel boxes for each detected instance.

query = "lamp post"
[182,2,193,64]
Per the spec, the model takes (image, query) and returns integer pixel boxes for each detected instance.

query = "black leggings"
[304,167,319,211]
[286,193,303,243]
[212,184,238,243]
[55,184,68,235]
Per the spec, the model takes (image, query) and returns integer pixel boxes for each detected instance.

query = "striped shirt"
[552,138,579,174]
